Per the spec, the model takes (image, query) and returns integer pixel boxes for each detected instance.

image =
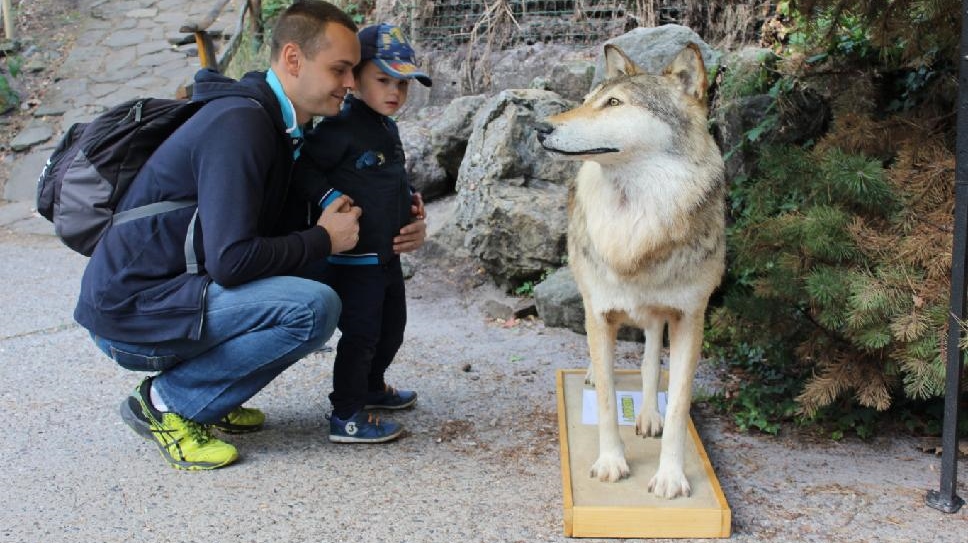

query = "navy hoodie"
[74,69,332,342]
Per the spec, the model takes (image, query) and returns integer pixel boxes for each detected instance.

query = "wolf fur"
[537,43,725,499]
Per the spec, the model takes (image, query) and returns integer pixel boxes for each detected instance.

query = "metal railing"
[175,0,264,98]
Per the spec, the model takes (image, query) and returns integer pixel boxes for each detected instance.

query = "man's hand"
[317,195,361,254]
[411,192,426,220]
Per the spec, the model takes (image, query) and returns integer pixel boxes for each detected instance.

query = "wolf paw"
[635,409,664,437]
[648,466,691,499]
[590,454,630,482]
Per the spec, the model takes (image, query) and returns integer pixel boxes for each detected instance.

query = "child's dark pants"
[324,258,407,419]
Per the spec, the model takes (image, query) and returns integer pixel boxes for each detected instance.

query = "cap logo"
[388,61,418,75]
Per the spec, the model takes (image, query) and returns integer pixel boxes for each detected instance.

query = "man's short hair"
[270,1,357,62]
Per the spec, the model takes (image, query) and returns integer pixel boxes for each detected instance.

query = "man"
[75,1,422,471]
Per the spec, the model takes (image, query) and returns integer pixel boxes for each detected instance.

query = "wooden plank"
[555,370,575,536]
[556,369,731,538]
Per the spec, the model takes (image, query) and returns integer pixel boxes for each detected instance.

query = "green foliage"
[895,395,968,437]
[785,0,956,112]
[710,134,951,433]
[340,2,371,25]
[0,74,18,113]
[514,280,537,297]
[6,56,22,78]
[261,0,294,21]
[706,1,965,438]
[814,403,880,440]
[513,269,552,297]
[716,51,778,102]
[706,341,801,435]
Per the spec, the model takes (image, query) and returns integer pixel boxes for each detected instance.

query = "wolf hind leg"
[636,317,666,437]
[586,311,629,482]
[648,309,703,498]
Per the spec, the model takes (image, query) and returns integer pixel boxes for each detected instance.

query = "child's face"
[354,61,410,116]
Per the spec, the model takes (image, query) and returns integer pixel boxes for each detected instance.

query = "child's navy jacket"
[293,95,413,266]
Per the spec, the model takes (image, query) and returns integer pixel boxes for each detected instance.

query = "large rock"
[591,25,721,87]
[430,94,487,181]
[445,89,580,286]
[530,60,596,103]
[399,95,488,202]
[534,266,584,334]
[410,43,595,109]
[398,115,449,201]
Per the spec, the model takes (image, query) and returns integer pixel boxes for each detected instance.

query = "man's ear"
[662,43,708,105]
[603,44,642,79]
[278,42,302,77]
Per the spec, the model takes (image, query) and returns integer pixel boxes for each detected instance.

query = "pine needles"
[707,0,965,437]
[714,110,957,430]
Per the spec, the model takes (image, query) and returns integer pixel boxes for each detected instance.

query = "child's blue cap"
[358,23,432,87]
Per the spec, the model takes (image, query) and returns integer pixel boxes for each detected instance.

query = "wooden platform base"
[556,369,731,538]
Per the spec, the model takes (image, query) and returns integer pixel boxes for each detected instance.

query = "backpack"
[36,97,206,256]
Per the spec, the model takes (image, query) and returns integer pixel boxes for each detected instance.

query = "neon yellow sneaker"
[212,406,266,434]
[119,378,238,470]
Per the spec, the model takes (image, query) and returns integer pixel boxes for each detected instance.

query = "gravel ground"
[1,198,965,542]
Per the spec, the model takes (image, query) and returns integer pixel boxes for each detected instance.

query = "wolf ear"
[603,44,642,79]
[662,43,709,105]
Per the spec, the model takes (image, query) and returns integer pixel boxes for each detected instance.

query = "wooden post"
[248,0,263,50]
[2,0,15,41]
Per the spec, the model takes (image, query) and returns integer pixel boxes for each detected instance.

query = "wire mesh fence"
[380,1,776,52]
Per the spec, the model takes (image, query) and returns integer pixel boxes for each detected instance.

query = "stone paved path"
[3,0,244,204]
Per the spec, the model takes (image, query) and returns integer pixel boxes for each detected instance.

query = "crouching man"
[74,1,363,470]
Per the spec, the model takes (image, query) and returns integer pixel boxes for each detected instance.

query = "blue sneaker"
[329,411,403,443]
[364,385,417,410]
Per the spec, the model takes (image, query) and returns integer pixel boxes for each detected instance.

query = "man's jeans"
[93,276,340,424]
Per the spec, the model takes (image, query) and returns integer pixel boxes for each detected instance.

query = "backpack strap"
[184,208,200,275]
[113,199,197,225]
[112,199,201,275]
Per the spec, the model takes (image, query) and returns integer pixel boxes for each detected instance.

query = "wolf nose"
[534,121,554,142]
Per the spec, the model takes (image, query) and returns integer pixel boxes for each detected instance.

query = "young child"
[293,23,431,443]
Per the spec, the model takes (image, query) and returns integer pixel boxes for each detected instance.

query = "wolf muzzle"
[534,121,619,156]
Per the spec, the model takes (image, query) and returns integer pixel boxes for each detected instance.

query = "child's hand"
[317,195,361,254]
[393,219,426,254]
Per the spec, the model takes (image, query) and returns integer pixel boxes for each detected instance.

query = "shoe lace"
[367,413,381,426]
[183,418,214,444]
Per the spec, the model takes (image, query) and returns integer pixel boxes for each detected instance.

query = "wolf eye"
[605,97,622,107]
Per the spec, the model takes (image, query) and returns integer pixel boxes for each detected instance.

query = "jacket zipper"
[194,279,210,339]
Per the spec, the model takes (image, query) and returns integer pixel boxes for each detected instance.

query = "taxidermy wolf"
[537,42,725,499]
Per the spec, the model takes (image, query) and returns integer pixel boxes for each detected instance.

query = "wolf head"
[536,43,710,164]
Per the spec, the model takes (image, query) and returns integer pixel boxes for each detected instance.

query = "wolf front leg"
[648,309,703,498]
[586,311,629,482]
[636,317,666,437]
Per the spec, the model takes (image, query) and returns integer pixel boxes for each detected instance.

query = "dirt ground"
[412,197,968,542]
